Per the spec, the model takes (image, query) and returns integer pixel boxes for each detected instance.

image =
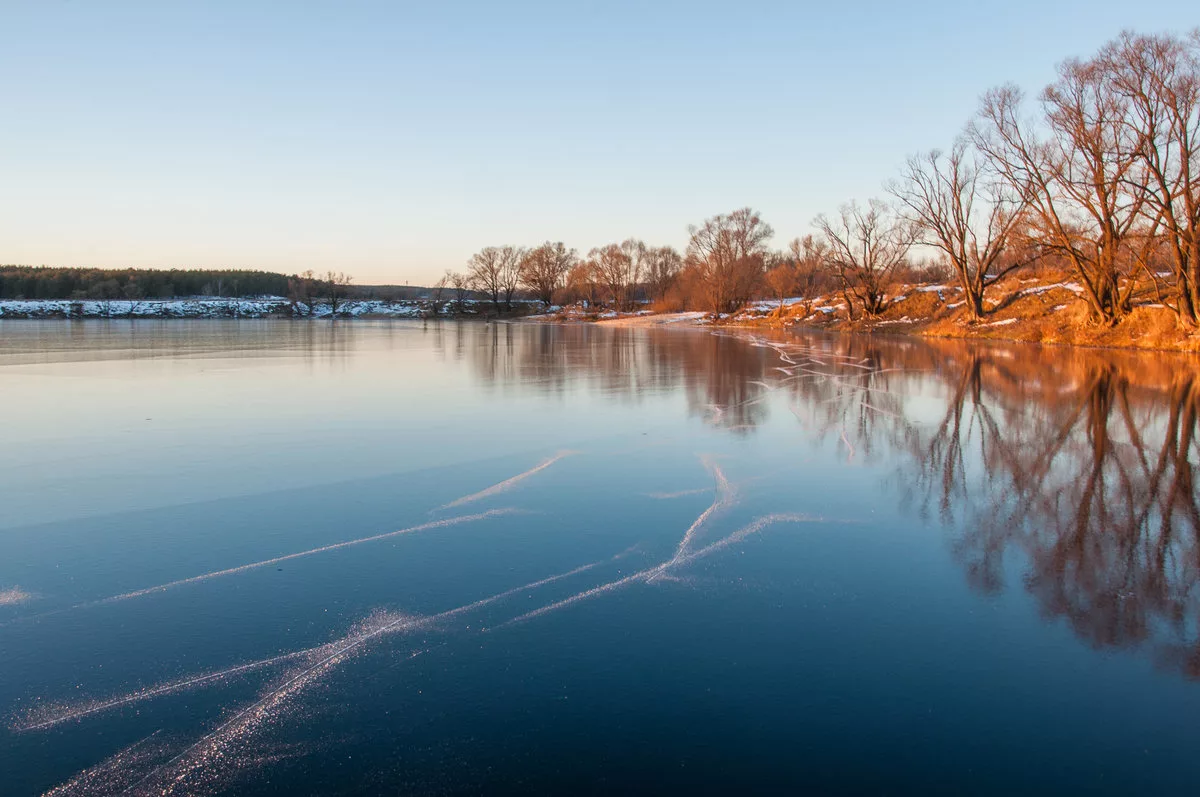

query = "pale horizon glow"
[1,1,1196,284]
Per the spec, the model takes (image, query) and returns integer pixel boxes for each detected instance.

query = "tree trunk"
[1184,249,1200,329]
[969,288,985,321]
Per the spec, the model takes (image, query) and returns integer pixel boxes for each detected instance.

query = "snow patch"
[0,298,445,320]
[1021,282,1084,296]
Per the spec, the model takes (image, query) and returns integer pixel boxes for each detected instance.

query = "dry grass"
[733,275,1200,353]
[650,296,686,314]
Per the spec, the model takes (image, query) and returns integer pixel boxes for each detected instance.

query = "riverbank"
[540,274,1200,353]
[730,279,1200,353]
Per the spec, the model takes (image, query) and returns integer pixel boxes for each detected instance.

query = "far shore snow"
[1,297,432,320]
[593,311,709,326]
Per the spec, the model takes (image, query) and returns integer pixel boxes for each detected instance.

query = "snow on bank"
[0,298,441,320]
[743,297,811,312]
[1021,282,1084,296]
[594,311,708,326]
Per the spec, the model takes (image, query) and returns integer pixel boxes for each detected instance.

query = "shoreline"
[539,276,1200,354]
[6,294,1200,355]
[585,312,1200,355]
[0,297,486,321]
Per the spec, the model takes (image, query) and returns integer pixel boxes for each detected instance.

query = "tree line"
[0,266,291,301]
[439,239,687,315]
[0,267,443,319]
[456,29,1200,329]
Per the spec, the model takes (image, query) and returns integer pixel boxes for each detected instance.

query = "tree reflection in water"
[923,353,1200,678]
[434,321,1200,679]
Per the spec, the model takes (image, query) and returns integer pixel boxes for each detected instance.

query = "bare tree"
[566,260,600,307]
[971,60,1149,325]
[1104,31,1200,328]
[815,200,915,319]
[498,246,525,311]
[468,247,505,311]
[426,273,449,316]
[763,258,795,314]
[468,246,525,312]
[590,243,636,310]
[643,245,683,302]
[447,270,471,314]
[685,207,773,314]
[324,271,353,316]
[789,235,830,316]
[520,241,577,308]
[891,140,1033,320]
[90,279,120,317]
[621,238,648,307]
[122,279,145,318]
[288,270,321,316]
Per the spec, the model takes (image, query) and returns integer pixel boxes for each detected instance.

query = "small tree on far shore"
[122,279,146,317]
[447,270,471,313]
[764,259,795,314]
[644,245,683,303]
[467,245,525,312]
[590,242,640,310]
[288,270,321,315]
[426,274,449,315]
[685,207,773,314]
[566,260,600,307]
[520,241,577,308]
[324,271,353,315]
[789,235,830,316]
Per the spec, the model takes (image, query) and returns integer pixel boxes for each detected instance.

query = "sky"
[2,1,1197,285]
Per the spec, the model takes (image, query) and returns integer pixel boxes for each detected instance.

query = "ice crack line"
[436,450,575,511]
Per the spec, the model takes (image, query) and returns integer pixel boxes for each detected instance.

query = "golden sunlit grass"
[738,272,1200,353]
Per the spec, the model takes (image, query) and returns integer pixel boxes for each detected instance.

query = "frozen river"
[2,320,1199,795]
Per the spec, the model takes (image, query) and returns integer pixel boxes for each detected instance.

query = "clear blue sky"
[2,1,1196,284]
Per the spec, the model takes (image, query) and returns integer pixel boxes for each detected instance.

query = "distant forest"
[0,266,443,302]
[0,266,290,300]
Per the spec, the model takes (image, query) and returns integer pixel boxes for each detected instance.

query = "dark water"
[1,320,1198,796]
